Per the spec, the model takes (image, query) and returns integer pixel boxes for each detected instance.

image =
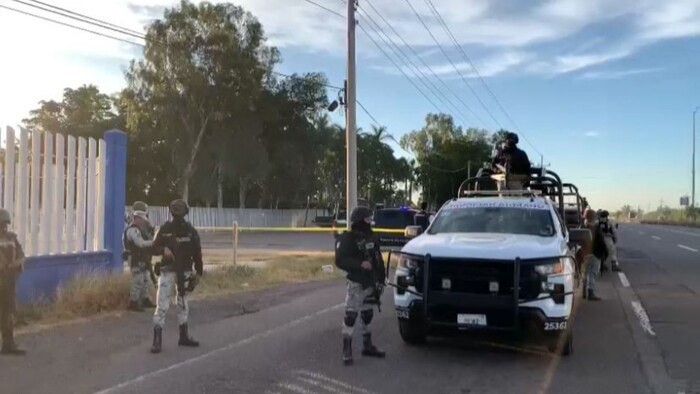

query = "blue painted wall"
[16,129,127,303]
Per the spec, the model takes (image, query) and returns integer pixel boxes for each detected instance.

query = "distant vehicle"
[388,170,590,356]
[372,206,418,249]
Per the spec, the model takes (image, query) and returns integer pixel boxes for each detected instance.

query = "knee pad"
[361,309,374,325]
[344,311,358,327]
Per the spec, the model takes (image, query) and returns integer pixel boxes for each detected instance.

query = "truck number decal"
[396,309,410,319]
[544,321,567,331]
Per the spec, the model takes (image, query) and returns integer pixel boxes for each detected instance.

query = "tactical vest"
[599,221,614,236]
[158,221,196,273]
[123,219,154,267]
[0,233,17,271]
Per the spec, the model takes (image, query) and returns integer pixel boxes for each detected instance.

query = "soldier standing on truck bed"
[492,132,531,190]
[335,207,386,366]
[0,208,26,355]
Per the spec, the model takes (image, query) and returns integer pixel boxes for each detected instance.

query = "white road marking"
[651,235,661,240]
[618,272,631,288]
[278,383,319,394]
[631,301,656,337]
[651,226,700,238]
[295,371,376,394]
[93,303,344,394]
[297,377,352,394]
[677,244,699,252]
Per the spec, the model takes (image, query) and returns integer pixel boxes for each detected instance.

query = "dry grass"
[16,252,341,330]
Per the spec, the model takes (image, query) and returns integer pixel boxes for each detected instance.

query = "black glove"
[153,262,161,276]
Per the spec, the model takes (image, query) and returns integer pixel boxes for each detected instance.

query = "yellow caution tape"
[197,226,406,234]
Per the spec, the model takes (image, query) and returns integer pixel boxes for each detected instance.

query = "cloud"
[579,67,663,79]
[1,0,700,123]
[584,131,600,137]
[372,51,531,78]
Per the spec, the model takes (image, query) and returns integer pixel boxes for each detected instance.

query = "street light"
[694,106,699,208]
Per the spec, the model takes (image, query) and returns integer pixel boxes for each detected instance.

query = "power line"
[361,0,489,129]
[15,0,144,38]
[356,5,471,126]
[403,0,503,131]
[0,4,144,46]
[301,0,344,19]
[423,0,542,156]
[4,0,388,131]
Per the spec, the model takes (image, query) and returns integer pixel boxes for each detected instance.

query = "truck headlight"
[534,260,564,275]
[398,255,419,270]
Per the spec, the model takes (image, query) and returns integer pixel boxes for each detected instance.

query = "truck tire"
[548,330,573,356]
[398,319,427,345]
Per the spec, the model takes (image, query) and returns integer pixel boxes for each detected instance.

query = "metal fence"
[129,207,314,228]
[2,126,106,255]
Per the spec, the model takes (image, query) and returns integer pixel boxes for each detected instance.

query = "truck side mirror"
[405,225,424,238]
[568,228,592,246]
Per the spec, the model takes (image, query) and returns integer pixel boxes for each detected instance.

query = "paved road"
[4,224,698,394]
[613,223,700,392]
[200,230,333,252]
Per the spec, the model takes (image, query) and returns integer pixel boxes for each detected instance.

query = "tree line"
[21,0,505,210]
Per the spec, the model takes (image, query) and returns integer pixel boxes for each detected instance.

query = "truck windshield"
[428,206,556,237]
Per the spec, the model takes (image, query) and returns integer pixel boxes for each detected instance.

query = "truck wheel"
[548,331,573,356]
[398,319,427,345]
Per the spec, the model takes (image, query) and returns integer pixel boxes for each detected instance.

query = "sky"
[1,0,699,212]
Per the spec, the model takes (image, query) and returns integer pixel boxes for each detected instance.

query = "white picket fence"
[1,126,106,256]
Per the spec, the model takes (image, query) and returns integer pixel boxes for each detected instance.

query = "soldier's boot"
[141,298,156,308]
[612,261,621,272]
[342,335,353,366]
[128,301,144,312]
[587,289,601,301]
[178,324,200,347]
[361,333,386,358]
[150,326,162,354]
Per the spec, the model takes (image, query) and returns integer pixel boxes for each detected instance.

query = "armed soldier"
[598,210,620,272]
[335,207,386,366]
[0,208,26,355]
[150,199,203,354]
[414,201,429,231]
[492,132,531,190]
[124,201,156,312]
[582,209,608,301]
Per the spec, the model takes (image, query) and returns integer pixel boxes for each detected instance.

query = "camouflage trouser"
[584,254,601,292]
[153,272,190,328]
[129,264,151,302]
[0,273,17,347]
[342,282,375,337]
[604,237,618,268]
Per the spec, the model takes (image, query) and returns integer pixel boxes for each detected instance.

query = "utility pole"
[693,107,699,208]
[345,0,358,230]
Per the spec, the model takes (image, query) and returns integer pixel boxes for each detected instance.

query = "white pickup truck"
[390,193,589,356]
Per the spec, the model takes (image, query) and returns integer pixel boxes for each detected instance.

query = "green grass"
[15,252,341,332]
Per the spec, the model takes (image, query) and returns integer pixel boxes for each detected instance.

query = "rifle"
[146,260,157,286]
[361,238,383,313]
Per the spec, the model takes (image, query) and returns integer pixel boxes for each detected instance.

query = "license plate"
[442,278,451,290]
[457,314,487,326]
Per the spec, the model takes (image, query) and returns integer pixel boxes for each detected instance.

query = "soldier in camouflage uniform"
[0,208,26,355]
[335,206,386,366]
[124,201,156,312]
[150,199,203,354]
